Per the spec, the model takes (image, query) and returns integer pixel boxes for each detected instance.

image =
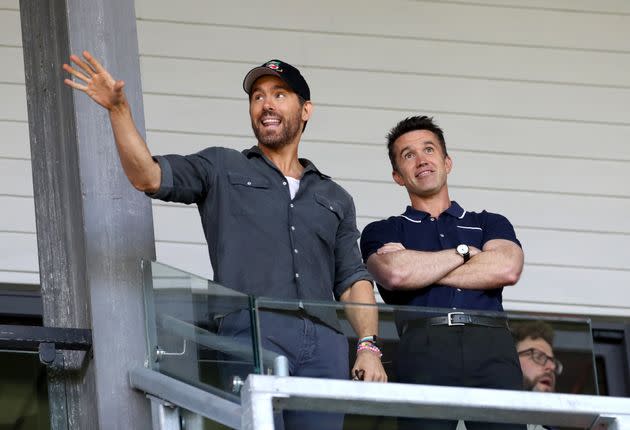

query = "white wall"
[2,0,629,316]
[0,4,34,284]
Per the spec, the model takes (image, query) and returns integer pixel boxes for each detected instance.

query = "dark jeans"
[218,309,349,430]
[396,325,526,430]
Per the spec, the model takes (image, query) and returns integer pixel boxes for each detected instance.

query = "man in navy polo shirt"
[361,115,525,430]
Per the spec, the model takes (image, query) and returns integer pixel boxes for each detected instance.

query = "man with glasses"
[512,321,562,393]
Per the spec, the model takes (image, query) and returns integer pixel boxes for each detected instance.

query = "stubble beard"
[252,111,302,149]
[524,373,555,392]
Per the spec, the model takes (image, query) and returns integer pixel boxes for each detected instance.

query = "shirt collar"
[244,145,330,179]
[445,201,466,219]
[402,201,466,221]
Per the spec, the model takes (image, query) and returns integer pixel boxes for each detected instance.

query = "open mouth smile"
[261,116,281,128]
[415,169,434,178]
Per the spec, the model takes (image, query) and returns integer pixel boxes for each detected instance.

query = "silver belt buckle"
[447,311,465,326]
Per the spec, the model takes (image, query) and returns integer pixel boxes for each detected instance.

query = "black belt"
[402,312,508,333]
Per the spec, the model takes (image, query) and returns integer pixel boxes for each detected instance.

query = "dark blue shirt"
[360,201,521,312]
[149,146,371,327]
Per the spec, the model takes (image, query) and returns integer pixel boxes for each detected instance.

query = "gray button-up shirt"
[150,146,371,325]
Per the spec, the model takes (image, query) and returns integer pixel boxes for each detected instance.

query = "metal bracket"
[232,375,244,394]
[148,394,181,430]
[592,415,630,430]
[155,340,187,362]
[0,324,92,368]
[38,342,57,365]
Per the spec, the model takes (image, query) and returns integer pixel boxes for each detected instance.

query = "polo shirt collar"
[445,201,466,219]
[402,201,466,221]
[244,145,331,179]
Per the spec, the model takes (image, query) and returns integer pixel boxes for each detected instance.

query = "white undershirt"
[285,176,300,200]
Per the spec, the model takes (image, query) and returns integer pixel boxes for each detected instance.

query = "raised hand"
[63,51,126,111]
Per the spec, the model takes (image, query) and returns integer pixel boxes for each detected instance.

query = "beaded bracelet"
[357,342,383,357]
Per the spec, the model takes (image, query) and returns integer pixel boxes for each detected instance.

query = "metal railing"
[157,314,289,376]
[137,261,627,429]
[129,368,630,430]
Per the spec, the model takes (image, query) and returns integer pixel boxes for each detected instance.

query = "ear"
[392,169,405,186]
[445,155,453,174]
[302,100,313,122]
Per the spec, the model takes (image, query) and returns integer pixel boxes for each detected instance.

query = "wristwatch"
[456,244,470,263]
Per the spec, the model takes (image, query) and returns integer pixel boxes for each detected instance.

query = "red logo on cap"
[265,61,283,72]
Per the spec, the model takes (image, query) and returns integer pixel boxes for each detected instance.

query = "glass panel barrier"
[254,297,595,430]
[141,260,264,402]
[0,349,50,429]
[140,263,597,428]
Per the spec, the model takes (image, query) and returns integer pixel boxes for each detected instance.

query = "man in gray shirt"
[64,52,386,430]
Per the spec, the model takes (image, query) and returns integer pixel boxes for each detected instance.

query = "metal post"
[603,416,630,430]
[149,396,182,430]
[241,390,275,430]
[273,355,289,377]
[129,367,242,430]
[19,0,154,428]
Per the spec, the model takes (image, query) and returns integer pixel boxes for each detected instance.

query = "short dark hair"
[386,116,447,171]
[511,321,555,346]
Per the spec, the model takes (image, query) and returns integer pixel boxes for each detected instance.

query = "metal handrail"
[129,367,241,429]
[240,374,630,430]
[157,314,288,376]
[131,370,630,429]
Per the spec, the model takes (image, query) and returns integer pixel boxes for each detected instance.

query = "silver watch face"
[457,244,469,255]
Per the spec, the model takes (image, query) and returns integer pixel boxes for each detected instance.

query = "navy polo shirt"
[360,201,521,312]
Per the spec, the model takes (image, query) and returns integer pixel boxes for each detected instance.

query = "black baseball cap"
[243,59,310,101]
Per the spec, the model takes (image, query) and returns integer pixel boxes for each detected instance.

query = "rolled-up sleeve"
[332,196,373,299]
[146,149,218,205]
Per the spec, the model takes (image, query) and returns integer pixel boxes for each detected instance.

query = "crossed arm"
[63,51,161,193]
[367,239,523,291]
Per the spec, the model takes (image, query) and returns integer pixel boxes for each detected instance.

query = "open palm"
[63,50,126,110]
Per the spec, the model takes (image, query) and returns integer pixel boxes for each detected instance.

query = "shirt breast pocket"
[312,193,343,247]
[227,172,271,216]
[456,225,484,249]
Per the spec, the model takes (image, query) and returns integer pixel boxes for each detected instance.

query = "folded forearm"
[368,249,462,290]
[437,247,523,290]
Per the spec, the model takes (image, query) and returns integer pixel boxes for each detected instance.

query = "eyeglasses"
[518,348,563,375]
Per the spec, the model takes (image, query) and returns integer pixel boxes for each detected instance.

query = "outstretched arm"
[63,51,160,193]
[340,280,387,382]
